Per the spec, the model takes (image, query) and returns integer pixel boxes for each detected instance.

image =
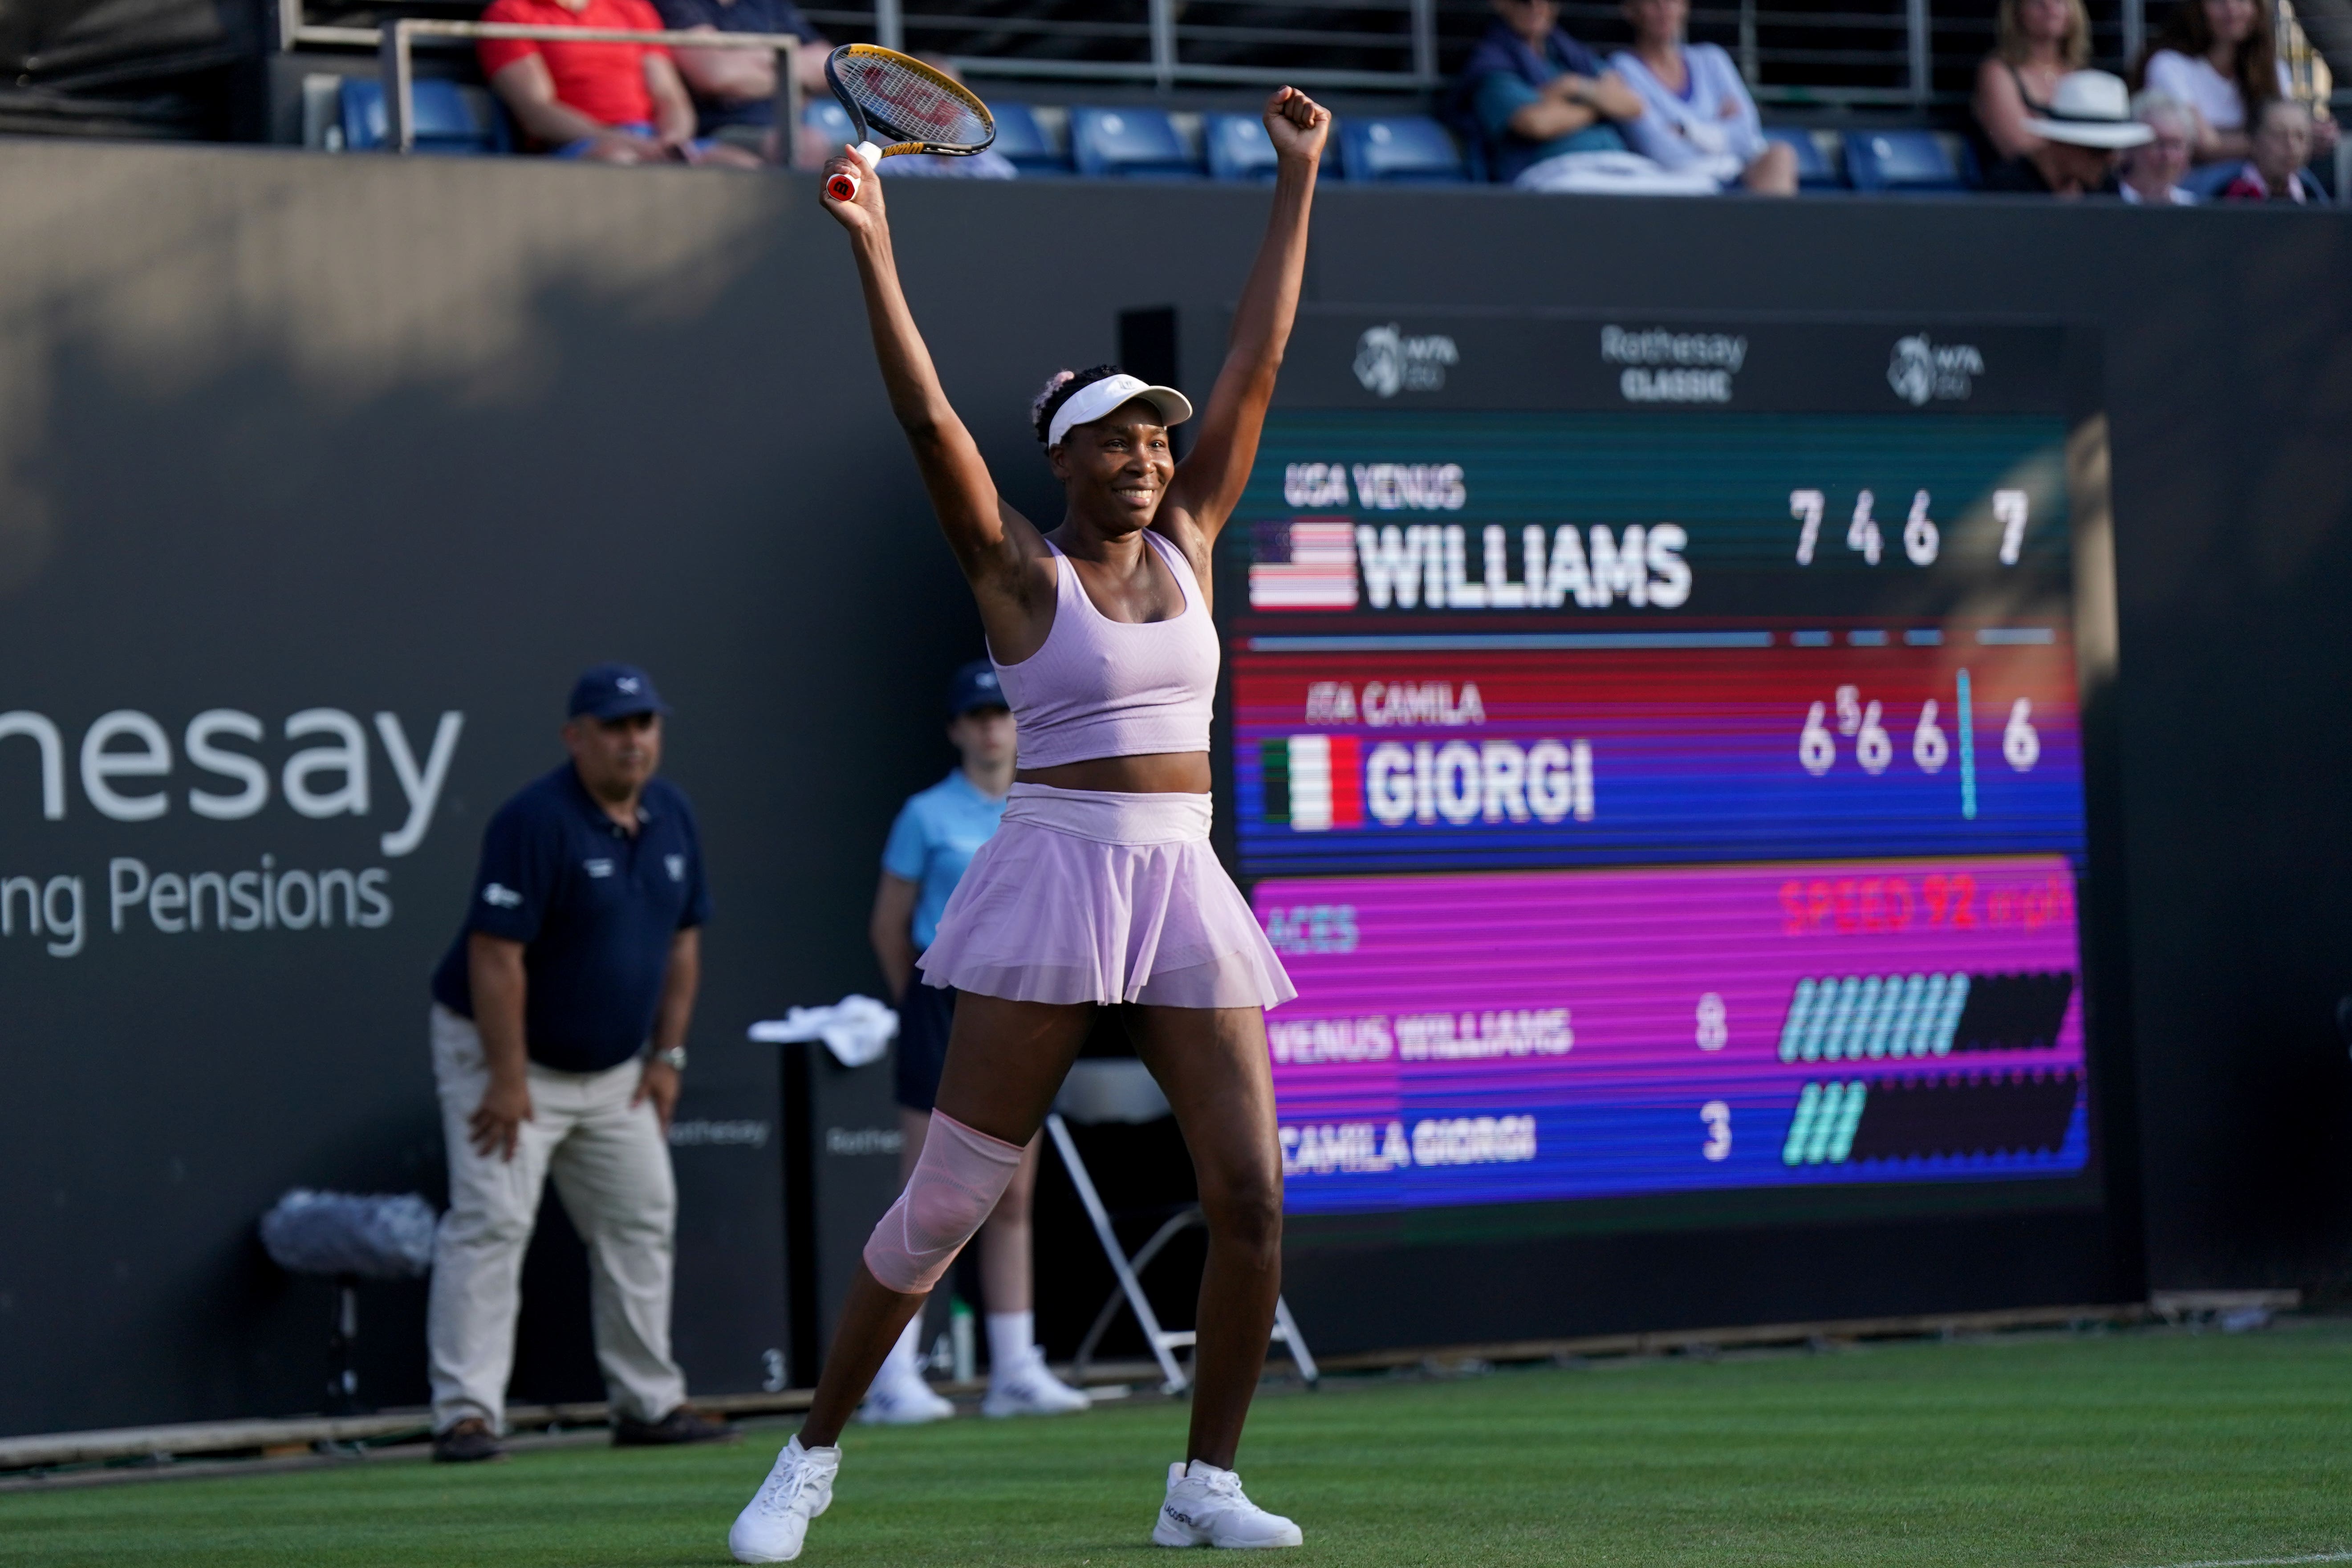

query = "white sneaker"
[856,1373,955,1426]
[728,1436,839,1564]
[1151,1459,1303,1549]
[982,1356,1092,1418]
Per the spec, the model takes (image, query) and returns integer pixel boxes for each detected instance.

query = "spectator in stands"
[478,0,760,165]
[1455,0,1646,186]
[1611,0,1795,193]
[2121,91,2201,202]
[1982,69,2149,195]
[653,0,828,162]
[1973,0,2091,162]
[2137,0,2335,165]
[2220,95,2326,200]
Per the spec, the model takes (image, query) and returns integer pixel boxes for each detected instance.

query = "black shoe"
[613,1406,738,1447]
[432,1418,506,1463]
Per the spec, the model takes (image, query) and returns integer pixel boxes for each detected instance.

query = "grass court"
[7,1317,2348,1568]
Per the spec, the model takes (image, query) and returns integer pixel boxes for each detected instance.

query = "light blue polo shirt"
[882,770,1008,950]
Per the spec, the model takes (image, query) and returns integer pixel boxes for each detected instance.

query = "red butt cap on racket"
[826,141,883,203]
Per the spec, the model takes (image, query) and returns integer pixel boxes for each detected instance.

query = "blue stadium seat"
[1337,116,1464,182]
[1203,112,1278,181]
[1068,107,1199,179]
[1841,129,1974,192]
[341,78,507,154]
[990,102,1068,175]
[810,97,1060,175]
[1201,111,1340,182]
[1764,126,1842,189]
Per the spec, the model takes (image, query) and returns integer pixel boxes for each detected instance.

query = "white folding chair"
[1046,1059,1317,1395]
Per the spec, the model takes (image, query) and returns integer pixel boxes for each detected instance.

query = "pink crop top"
[991,530,1220,770]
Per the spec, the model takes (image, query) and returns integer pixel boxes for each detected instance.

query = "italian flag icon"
[1260,735,1362,831]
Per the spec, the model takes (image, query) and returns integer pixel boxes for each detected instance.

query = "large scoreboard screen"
[1221,312,2110,1227]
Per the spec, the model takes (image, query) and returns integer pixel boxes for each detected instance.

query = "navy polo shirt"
[430,764,711,1074]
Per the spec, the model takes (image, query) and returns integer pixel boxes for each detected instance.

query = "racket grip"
[826,142,883,202]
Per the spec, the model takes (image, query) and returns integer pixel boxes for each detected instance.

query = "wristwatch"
[651,1045,688,1072]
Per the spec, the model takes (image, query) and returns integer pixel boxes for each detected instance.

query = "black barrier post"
[776,1040,904,1387]
[778,1043,821,1387]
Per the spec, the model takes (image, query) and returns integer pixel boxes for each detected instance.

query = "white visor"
[1046,373,1193,449]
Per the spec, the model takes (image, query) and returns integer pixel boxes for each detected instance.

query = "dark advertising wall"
[0,139,2346,1435]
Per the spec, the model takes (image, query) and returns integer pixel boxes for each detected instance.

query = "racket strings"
[839,55,991,148]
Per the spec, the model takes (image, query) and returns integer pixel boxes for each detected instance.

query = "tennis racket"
[822,45,997,203]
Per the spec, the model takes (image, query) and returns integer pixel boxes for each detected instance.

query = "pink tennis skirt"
[917,783,1296,1010]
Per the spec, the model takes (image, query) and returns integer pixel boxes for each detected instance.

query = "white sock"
[986,1310,1036,1383]
[875,1316,926,1393]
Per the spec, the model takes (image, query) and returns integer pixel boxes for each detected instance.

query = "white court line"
[2133,1553,2352,1568]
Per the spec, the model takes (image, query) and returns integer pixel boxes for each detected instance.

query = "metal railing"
[370,18,800,153]
[288,0,2334,124]
[785,0,2126,104]
[1546,0,2142,109]
[803,0,1447,91]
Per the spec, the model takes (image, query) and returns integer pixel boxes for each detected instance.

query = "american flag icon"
[1247,521,1360,611]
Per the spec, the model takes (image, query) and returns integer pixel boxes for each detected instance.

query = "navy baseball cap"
[948,660,1008,717]
[569,663,671,722]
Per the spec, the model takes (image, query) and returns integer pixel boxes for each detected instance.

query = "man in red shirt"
[478,0,759,165]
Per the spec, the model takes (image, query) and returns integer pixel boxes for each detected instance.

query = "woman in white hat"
[1982,69,2153,195]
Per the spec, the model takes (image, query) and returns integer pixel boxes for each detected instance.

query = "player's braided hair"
[1031,364,1125,447]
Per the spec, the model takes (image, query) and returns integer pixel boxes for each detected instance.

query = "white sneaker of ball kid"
[1151,1458,1303,1548]
[856,1373,955,1425]
[728,1436,838,1564]
[981,1354,1092,1418]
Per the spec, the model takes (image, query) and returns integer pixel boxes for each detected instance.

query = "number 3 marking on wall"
[1701,1100,1732,1162]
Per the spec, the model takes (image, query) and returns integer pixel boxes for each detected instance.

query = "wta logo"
[1352,325,1459,397]
[1259,735,1594,832]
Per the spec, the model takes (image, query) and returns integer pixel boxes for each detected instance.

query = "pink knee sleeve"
[862,1110,1025,1294]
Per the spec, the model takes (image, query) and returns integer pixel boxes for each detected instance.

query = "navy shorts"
[894,979,957,1112]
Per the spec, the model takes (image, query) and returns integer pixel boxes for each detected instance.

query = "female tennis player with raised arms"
[727,80,1330,1566]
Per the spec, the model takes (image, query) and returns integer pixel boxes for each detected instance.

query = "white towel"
[747,995,900,1068]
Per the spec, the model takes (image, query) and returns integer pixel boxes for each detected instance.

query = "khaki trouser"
[426,1005,686,1432]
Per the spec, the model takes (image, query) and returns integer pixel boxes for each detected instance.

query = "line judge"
[424,663,731,1462]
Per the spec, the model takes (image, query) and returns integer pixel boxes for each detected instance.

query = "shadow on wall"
[0,143,992,1436]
